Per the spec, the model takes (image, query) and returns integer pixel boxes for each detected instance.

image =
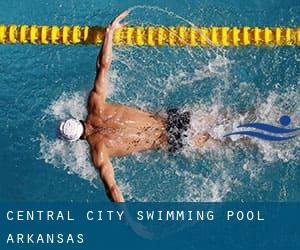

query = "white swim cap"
[58,118,84,142]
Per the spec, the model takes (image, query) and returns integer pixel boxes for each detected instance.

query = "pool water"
[0,0,299,202]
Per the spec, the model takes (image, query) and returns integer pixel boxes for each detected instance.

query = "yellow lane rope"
[0,25,299,46]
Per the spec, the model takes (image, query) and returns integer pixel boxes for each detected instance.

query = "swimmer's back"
[86,102,168,156]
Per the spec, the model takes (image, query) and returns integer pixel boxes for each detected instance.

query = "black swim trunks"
[166,108,191,153]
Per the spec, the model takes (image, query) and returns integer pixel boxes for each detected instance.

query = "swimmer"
[58,11,210,202]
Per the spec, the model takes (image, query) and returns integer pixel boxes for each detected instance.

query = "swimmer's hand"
[107,10,129,33]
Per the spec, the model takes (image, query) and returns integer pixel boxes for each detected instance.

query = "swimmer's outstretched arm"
[93,11,129,101]
[92,143,125,202]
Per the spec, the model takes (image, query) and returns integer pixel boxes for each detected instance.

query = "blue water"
[0,0,299,202]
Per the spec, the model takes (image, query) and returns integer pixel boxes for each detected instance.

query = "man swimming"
[58,11,210,202]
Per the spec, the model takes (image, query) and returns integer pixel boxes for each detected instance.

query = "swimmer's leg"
[189,107,259,149]
[189,114,216,147]
[192,132,211,147]
[192,133,254,148]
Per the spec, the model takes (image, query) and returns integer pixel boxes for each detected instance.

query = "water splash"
[37,6,300,202]
[39,89,300,202]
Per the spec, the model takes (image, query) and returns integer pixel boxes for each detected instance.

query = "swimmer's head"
[57,118,84,142]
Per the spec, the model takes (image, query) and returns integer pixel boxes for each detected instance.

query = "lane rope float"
[0,25,299,46]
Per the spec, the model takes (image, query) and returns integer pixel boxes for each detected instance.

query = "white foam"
[39,134,97,184]
[39,92,98,186]
[253,90,300,162]
[175,164,234,202]
[45,92,87,120]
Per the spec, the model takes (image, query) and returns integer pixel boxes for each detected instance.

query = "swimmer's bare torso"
[82,11,209,203]
[85,99,167,157]
[80,11,168,203]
